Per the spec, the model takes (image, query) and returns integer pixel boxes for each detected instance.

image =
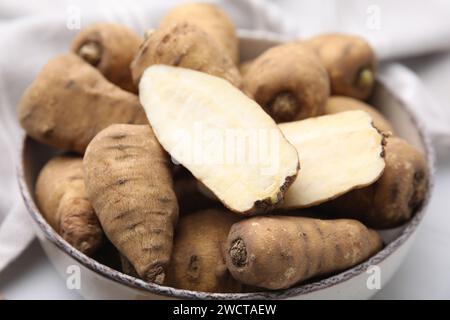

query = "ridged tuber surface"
[139,65,299,214]
[35,155,103,255]
[242,42,330,122]
[18,54,147,154]
[325,96,394,134]
[166,209,243,293]
[131,23,241,88]
[320,137,429,228]
[160,2,239,64]
[83,124,179,284]
[308,33,377,100]
[226,216,382,290]
[71,23,143,93]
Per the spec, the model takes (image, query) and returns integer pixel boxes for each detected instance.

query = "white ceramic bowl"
[18,31,434,300]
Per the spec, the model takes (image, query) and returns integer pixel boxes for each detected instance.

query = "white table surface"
[1,54,450,300]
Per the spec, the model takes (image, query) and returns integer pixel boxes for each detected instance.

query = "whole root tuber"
[35,155,103,255]
[242,42,330,122]
[308,33,377,100]
[226,216,382,290]
[131,23,241,88]
[83,124,179,284]
[18,54,147,154]
[71,23,143,93]
[160,2,239,64]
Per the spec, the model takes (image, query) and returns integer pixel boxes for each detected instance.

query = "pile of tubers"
[19,3,429,293]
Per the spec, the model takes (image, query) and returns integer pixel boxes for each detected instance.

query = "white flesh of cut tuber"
[279,110,386,208]
[139,65,299,214]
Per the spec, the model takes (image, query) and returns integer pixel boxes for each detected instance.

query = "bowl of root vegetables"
[18,3,433,300]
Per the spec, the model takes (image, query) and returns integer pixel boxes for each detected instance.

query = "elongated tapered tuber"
[71,23,143,93]
[242,42,330,122]
[320,137,429,228]
[226,216,382,290]
[131,23,241,88]
[166,209,243,293]
[18,54,147,154]
[83,124,179,284]
[160,2,239,64]
[308,33,377,100]
[35,155,103,255]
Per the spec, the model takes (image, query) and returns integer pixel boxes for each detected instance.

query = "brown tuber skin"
[239,60,253,78]
[166,209,243,293]
[35,155,103,256]
[226,216,382,290]
[308,33,377,100]
[173,171,221,215]
[131,23,242,88]
[71,23,143,93]
[242,42,330,122]
[83,124,179,284]
[325,96,395,134]
[321,137,429,229]
[160,3,239,64]
[18,54,147,154]
[120,254,139,278]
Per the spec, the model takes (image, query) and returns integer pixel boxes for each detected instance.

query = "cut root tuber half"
[279,110,386,209]
[139,65,300,214]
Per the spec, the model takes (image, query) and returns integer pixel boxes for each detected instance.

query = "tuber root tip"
[230,238,247,268]
[269,92,299,122]
[78,41,102,66]
[357,68,374,90]
[144,265,166,285]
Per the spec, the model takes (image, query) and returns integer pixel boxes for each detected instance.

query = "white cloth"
[1,0,449,272]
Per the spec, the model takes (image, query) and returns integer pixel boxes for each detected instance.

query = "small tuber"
[160,2,239,64]
[308,33,377,100]
[131,23,241,88]
[71,23,143,93]
[18,54,147,154]
[242,42,330,122]
[35,155,103,255]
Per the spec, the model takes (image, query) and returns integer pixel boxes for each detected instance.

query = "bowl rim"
[17,32,435,300]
